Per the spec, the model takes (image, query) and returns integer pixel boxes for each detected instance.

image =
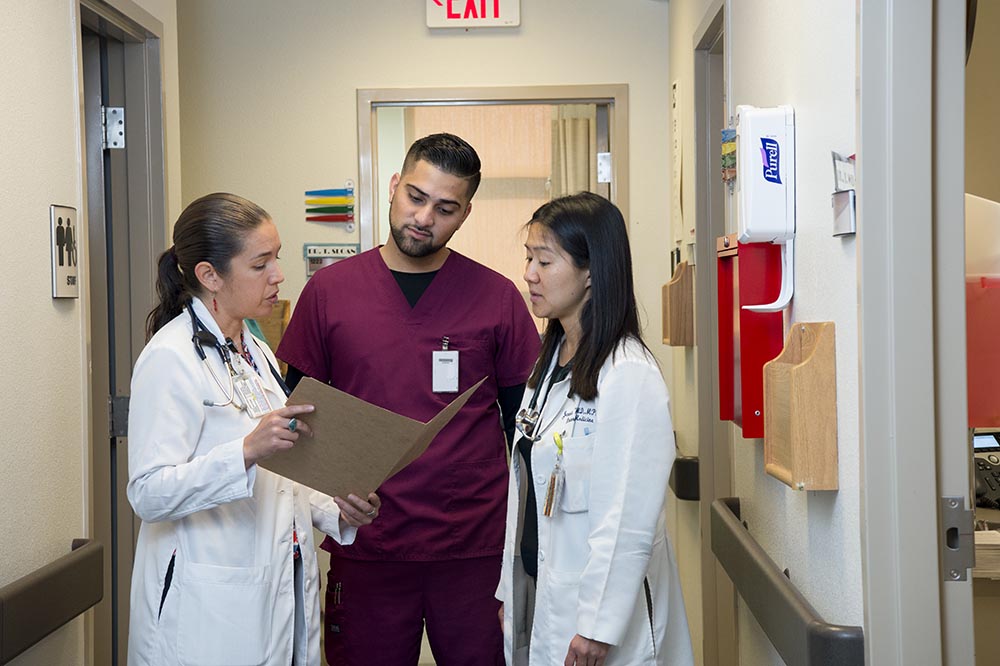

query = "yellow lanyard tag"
[542,433,565,517]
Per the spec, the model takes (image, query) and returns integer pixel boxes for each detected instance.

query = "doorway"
[80,1,166,662]
[358,85,629,252]
[692,3,738,665]
[371,101,612,331]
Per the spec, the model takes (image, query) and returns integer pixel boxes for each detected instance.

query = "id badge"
[432,350,459,393]
[542,432,566,518]
[233,370,273,418]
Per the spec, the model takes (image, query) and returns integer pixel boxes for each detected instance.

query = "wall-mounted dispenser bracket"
[717,234,785,439]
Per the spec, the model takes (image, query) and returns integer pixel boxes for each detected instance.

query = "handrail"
[711,498,864,665]
[0,539,103,665]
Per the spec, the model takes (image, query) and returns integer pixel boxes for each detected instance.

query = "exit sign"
[426,0,520,28]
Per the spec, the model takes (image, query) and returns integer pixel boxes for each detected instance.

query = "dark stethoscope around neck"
[515,346,573,441]
[188,303,241,408]
[187,302,291,409]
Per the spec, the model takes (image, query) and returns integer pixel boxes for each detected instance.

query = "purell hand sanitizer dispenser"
[736,104,796,312]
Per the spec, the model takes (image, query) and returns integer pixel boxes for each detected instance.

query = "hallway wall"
[669,0,861,664]
[175,1,675,357]
[0,1,180,664]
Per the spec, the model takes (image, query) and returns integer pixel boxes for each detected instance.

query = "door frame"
[691,1,738,664]
[77,1,166,663]
[856,0,972,664]
[931,0,974,658]
[356,84,629,251]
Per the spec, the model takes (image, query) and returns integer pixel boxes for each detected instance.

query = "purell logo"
[760,137,781,184]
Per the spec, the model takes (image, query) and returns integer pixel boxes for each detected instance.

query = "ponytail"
[144,193,270,341]
[146,246,190,340]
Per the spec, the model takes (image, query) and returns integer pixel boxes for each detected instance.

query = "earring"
[213,295,218,312]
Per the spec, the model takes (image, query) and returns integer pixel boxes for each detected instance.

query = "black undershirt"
[516,362,571,579]
[389,269,439,308]
[282,268,526,449]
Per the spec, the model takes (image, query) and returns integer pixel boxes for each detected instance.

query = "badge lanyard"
[515,350,571,440]
[515,352,574,518]
[188,304,273,418]
[542,432,565,517]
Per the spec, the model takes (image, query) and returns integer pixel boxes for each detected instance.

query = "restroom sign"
[426,0,520,28]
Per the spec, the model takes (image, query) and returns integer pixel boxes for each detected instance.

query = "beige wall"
[0,1,180,664]
[0,4,88,664]
[142,0,184,222]
[670,0,861,664]
[967,0,1000,204]
[176,1,674,346]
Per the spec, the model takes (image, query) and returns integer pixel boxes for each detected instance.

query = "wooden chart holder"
[763,322,838,491]
[662,261,694,346]
[256,299,290,374]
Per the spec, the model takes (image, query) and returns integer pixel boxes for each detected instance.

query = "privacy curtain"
[550,104,598,198]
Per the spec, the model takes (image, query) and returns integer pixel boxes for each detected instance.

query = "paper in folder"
[258,376,487,499]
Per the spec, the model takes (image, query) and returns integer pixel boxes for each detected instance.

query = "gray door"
[83,29,135,666]
[692,9,738,665]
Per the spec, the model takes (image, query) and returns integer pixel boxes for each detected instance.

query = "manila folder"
[258,377,487,499]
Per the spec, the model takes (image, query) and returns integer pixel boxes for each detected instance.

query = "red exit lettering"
[447,0,501,19]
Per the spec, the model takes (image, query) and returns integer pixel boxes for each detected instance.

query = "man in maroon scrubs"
[278,133,540,665]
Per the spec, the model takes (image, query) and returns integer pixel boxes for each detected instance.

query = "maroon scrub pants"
[324,555,504,666]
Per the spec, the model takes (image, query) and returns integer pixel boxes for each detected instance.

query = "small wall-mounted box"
[832,189,856,236]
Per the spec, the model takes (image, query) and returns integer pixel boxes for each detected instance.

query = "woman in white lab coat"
[127,193,380,666]
[498,192,694,666]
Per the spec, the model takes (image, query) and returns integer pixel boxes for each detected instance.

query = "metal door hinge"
[102,106,125,150]
[109,395,129,438]
[597,152,611,183]
[941,496,975,581]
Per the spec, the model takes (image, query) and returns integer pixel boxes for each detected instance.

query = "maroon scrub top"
[277,249,540,561]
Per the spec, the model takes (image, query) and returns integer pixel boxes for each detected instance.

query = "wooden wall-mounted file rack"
[763,321,838,491]
[662,261,694,346]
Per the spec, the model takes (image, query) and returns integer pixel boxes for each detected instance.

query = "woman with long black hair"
[497,192,693,666]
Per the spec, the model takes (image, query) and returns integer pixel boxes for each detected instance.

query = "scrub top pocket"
[559,434,595,513]
[176,562,271,666]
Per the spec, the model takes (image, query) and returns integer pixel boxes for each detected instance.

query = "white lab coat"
[497,338,694,666]
[126,297,355,666]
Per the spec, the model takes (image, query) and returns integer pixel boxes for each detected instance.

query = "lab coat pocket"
[539,568,582,655]
[560,434,595,513]
[177,562,271,666]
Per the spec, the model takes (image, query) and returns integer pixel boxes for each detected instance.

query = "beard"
[387,197,449,258]
[389,222,439,258]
